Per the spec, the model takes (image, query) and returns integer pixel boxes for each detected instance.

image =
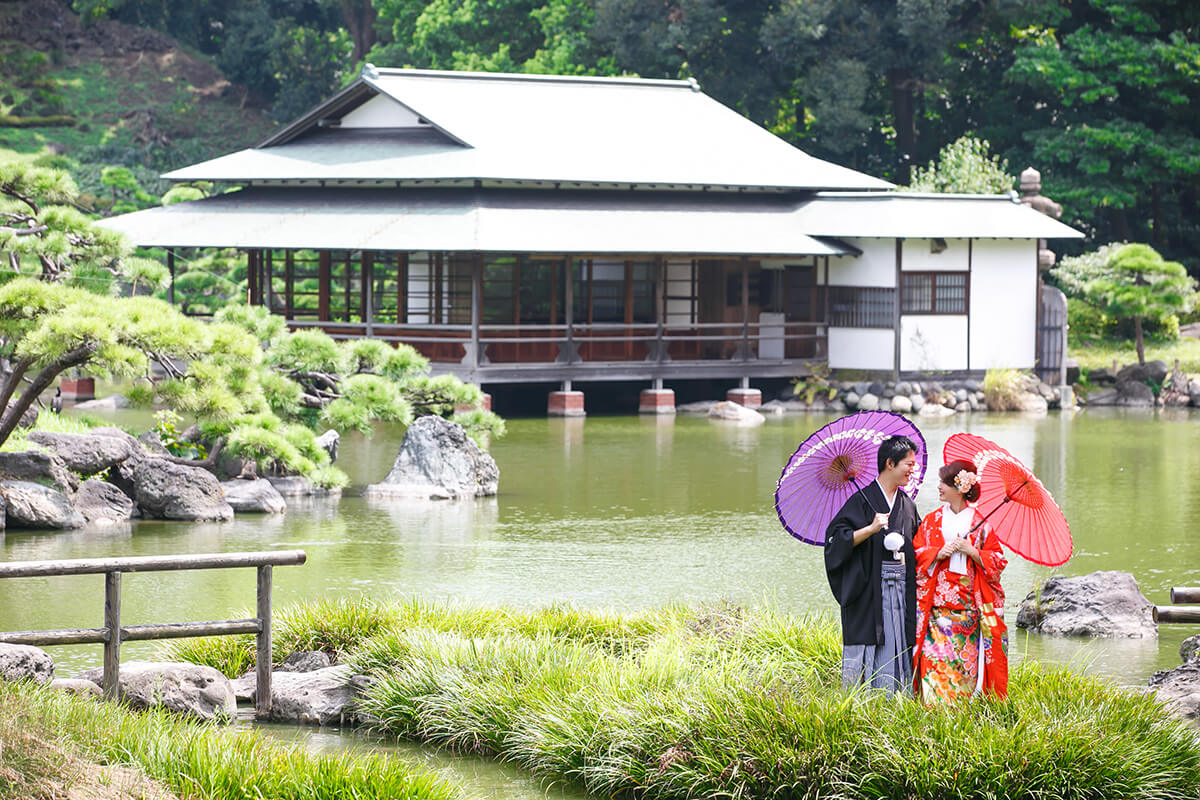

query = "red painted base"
[548,391,585,417]
[726,388,762,408]
[638,389,676,414]
[60,377,96,402]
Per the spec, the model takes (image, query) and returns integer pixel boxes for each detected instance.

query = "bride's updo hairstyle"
[939,459,981,503]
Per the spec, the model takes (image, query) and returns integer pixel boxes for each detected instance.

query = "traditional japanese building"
[100,66,1083,414]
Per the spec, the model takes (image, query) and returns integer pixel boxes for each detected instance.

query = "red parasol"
[943,432,1072,566]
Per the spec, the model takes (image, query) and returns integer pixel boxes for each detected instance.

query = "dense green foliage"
[164,600,1200,800]
[0,681,461,800]
[37,0,1193,267]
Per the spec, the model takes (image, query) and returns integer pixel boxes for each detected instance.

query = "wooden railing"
[0,550,307,719]
[1153,587,1200,623]
[287,319,828,365]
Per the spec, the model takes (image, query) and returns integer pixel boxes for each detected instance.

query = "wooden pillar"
[398,253,408,324]
[894,240,903,381]
[434,254,444,325]
[318,250,331,322]
[740,257,750,360]
[264,250,273,310]
[166,249,175,305]
[564,258,575,361]
[247,250,259,306]
[284,250,294,320]
[102,571,121,700]
[363,252,374,336]
[471,253,481,369]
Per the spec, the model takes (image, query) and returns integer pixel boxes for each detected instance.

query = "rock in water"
[133,460,234,522]
[74,479,136,524]
[77,662,236,722]
[0,481,86,529]
[221,478,287,513]
[706,401,765,427]
[1016,571,1157,638]
[365,416,498,500]
[27,431,137,476]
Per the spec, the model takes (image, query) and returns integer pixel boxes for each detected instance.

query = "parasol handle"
[967,477,1030,536]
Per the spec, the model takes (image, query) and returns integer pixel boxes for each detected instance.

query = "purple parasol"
[775,411,927,545]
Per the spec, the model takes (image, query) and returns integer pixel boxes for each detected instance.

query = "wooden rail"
[0,550,306,719]
[1154,586,1200,624]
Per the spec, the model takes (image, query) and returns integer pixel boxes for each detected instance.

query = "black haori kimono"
[824,481,918,693]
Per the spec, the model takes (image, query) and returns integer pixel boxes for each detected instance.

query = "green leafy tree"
[1006,0,1200,258]
[0,160,165,290]
[904,136,1014,194]
[219,306,504,446]
[1062,243,1198,364]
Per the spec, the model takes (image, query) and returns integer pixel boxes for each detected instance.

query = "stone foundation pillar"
[638,388,675,414]
[60,377,95,401]
[548,391,585,417]
[456,393,492,414]
[726,387,761,408]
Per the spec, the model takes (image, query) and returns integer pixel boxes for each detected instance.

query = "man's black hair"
[877,435,917,473]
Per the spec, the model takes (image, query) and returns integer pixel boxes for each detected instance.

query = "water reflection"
[3,408,1199,685]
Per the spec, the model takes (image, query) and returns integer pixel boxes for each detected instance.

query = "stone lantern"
[1019,166,1072,404]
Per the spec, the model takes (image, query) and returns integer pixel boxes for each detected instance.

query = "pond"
[3,407,1199,796]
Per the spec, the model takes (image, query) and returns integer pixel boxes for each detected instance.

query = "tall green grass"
[0,681,461,800]
[164,600,1200,799]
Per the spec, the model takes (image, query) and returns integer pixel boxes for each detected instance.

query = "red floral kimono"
[912,505,1008,702]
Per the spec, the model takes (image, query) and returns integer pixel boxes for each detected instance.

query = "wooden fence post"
[103,571,121,700]
[256,564,273,720]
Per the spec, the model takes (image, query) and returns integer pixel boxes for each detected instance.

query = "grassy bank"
[0,681,461,800]
[165,601,1200,800]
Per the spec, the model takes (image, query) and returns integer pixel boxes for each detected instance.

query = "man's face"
[885,450,917,486]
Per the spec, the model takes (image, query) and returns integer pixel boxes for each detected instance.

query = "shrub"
[982,367,1032,411]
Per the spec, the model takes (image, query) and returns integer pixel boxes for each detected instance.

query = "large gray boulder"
[1,481,85,529]
[706,401,766,427]
[77,661,236,722]
[221,478,287,513]
[0,643,54,684]
[366,416,499,500]
[234,664,358,725]
[1149,660,1200,720]
[1016,571,1157,638]
[26,431,137,476]
[0,450,78,494]
[74,479,136,524]
[1115,379,1156,407]
[133,460,233,522]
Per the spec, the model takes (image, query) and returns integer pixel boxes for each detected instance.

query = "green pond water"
[3,407,1199,798]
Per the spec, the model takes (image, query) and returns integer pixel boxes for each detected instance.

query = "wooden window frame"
[826,286,896,328]
[900,271,970,315]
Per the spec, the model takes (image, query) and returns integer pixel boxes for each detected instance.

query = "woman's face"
[938,477,964,505]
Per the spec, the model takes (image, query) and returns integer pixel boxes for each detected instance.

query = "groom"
[824,435,919,692]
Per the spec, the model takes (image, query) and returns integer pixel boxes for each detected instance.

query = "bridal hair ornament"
[954,470,980,493]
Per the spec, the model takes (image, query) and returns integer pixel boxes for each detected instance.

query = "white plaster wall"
[900,316,968,371]
[827,239,894,286]
[901,238,970,271]
[969,239,1039,369]
[341,94,425,128]
[828,328,894,370]
[406,255,430,323]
